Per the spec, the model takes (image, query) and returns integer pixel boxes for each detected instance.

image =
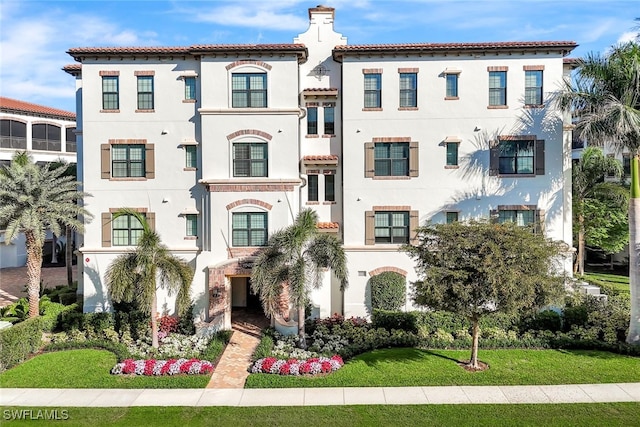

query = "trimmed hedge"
[43,339,132,361]
[0,317,43,372]
[370,271,406,311]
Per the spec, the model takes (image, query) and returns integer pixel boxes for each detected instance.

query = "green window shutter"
[409,141,419,177]
[489,140,499,176]
[145,144,155,179]
[365,142,374,178]
[365,210,375,245]
[101,144,111,179]
[101,212,111,247]
[535,140,545,175]
[409,210,419,245]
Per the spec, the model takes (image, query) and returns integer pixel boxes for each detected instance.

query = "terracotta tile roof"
[67,46,190,57]
[62,64,82,75]
[304,88,339,92]
[303,155,339,165]
[68,44,308,61]
[333,41,577,59]
[563,57,581,65]
[0,97,75,120]
[317,222,339,229]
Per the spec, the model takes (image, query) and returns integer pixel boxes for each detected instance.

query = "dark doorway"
[246,278,262,312]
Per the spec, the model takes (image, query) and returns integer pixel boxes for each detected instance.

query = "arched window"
[0,119,27,149]
[32,123,61,151]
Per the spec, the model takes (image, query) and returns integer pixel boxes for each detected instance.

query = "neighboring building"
[65,6,576,329]
[0,97,77,268]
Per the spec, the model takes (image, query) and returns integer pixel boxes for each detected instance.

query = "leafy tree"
[104,209,193,348]
[404,220,565,369]
[582,190,629,267]
[0,152,91,318]
[251,208,348,348]
[572,147,625,274]
[558,41,640,344]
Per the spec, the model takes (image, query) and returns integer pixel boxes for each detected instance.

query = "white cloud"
[191,6,308,31]
[617,31,637,44]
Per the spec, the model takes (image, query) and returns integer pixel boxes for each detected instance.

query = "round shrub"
[370,271,406,311]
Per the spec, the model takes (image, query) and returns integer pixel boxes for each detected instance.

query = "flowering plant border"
[250,355,344,376]
[111,358,214,376]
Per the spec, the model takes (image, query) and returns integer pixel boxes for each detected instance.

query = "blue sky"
[0,0,636,113]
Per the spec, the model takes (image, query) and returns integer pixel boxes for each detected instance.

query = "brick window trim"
[306,201,320,205]
[100,110,120,113]
[369,266,408,277]
[398,68,419,73]
[183,167,197,171]
[523,65,545,71]
[444,96,460,101]
[134,70,155,76]
[184,236,197,241]
[487,66,509,72]
[225,60,273,71]
[101,140,154,180]
[372,137,411,143]
[363,68,383,74]
[321,134,336,138]
[444,165,460,169]
[523,104,545,109]
[182,99,197,104]
[226,129,273,141]
[363,107,383,111]
[487,105,509,109]
[365,209,419,246]
[372,205,412,211]
[398,107,419,111]
[99,71,120,76]
[372,176,412,180]
[305,134,320,138]
[322,201,337,205]
[225,198,273,211]
[135,109,155,113]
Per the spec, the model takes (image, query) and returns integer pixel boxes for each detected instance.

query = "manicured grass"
[245,348,640,388]
[582,272,630,293]
[2,404,639,426]
[0,350,209,389]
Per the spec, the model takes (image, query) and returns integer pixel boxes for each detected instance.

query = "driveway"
[0,264,77,307]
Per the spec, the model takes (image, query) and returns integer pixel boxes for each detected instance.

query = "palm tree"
[0,152,91,318]
[251,208,348,348]
[573,147,624,275]
[105,209,193,348]
[559,41,640,344]
[50,160,78,287]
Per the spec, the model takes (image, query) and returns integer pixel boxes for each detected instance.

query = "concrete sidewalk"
[2,384,639,407]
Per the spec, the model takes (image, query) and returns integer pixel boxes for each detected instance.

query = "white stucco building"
[0,97,77,268]
[65,6,576,328]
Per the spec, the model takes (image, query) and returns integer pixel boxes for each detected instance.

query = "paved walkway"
[206,310,267,388]
[2,383,639,407]
[0,265,77,307]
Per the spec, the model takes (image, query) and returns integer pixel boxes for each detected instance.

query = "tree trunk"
[25,231,43,318]
[66,226,73,286]
[51,235,58,264]
[577,214,585,276]
[297,304,306,349]
[627,154,639,345]
[469,317,480,369]
[151,291,159,348]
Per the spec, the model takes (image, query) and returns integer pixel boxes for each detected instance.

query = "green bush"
[372,309,419,333]
[40,302,79,332]
[59,311,115,333]
[43,339,132,361]
[42,283,78,305]
[200,330,233,362]
[521,309,562,333]
[0,317,43,371]
[370,271,406,311]
[176,305,196,335]
[253,334,274,361]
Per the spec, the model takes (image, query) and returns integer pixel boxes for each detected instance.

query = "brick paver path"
[0,265,77,307]
[207,310,269,388]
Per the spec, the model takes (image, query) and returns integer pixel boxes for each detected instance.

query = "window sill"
[306,201,320,205]
[398,107,418,111]
[487,105,509,109]
[183,167,197,171]
[323,201,336,205]
[184,236,197,240]
[444,165,459,169]
[306,134,320,138]
[109,177,148,181]
[100,109,120,113]
[182,99,197,103]
[322,134,336,138]
[444,96,459,100]
[371,176,412,180]
[497,173,536,178]
[523,104,545,109]
[135,109,155,113]
[363,107,383,111]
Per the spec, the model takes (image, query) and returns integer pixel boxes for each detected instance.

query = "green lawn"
[245,348,640,388]
[0,350,209,389]
[2,404,639,427]
[582,272,630,293]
